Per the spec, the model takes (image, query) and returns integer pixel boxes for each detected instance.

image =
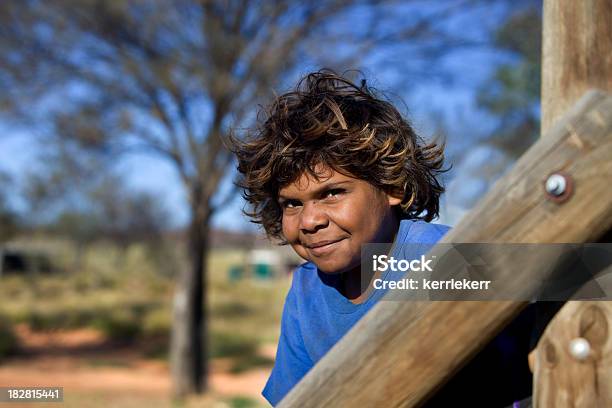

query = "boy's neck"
[342,216,401,304]
[342,266,382,304]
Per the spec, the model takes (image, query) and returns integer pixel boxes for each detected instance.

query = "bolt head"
[545,174,567,196]
[569,337,591,360]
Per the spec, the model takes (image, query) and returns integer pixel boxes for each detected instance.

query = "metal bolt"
[544,172,573,203]
[569,337,591,360]
[545,174,567,196]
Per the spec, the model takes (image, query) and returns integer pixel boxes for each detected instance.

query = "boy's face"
[279,165,402,274]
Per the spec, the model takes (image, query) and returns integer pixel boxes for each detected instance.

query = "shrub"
[0,316,18,361]
[227,396,259,408]
[91,309,141,343]
[210,331,258,359]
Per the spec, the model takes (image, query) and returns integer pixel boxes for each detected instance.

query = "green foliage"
[91,309,143,343]
[476,5,542,158]
[25,171,170,258]
[22,300,159,342]
[0,243,287,379]
[227,396,260,408]
[495,8,542,62]
[478,63,540,116]
[53,211,102,245]
[0,171,19,242]
[229,354,275,374]
[142,307,171,337]
[214,300,253,319]
[0,315,19,361]
[26,308,98,331]
[210,331,258,359]
[0,209,18,242]
[210,331,275,373]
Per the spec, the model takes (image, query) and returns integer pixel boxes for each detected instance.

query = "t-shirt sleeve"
[262,280,313,406]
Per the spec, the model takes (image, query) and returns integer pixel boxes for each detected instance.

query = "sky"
[0,1,531,232]
[0,64,503,231]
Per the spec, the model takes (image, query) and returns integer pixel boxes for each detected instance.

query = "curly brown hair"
[231,69,446,241]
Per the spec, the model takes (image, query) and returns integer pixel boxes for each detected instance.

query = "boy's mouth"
[304,238,346,256]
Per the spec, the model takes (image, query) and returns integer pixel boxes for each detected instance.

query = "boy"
[232,70,536,406]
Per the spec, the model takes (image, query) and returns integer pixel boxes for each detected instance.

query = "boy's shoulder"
[289,261,319,295]
[397,219,450,244]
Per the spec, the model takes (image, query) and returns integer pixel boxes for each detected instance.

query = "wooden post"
[542,0,612,134]
[531,302,612,407]
[279,91,612,408]
[530,1,612,406]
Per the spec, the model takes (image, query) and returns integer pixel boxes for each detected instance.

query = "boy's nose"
[299,201,329,233]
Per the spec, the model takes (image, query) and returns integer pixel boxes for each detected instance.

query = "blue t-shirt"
[262,219,450,405]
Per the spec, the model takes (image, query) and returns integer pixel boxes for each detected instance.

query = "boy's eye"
[324,188,344,199]
[281,199,301,209]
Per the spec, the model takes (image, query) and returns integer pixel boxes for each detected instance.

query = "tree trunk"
[170,196,210,397]
[0,247,4,277]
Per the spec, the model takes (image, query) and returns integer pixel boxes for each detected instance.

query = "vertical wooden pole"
[541,0,612,134]
[533,1,612,406]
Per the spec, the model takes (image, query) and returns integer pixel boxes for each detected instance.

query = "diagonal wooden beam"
[279,90,612,407]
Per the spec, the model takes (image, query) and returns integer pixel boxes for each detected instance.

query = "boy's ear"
[386,194,403,206]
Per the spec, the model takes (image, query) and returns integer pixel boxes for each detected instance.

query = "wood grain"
[530,3,612,406]
[542,0,612,134]
[532,302,612,407]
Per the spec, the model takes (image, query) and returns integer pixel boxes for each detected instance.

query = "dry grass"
[0,237,292,407]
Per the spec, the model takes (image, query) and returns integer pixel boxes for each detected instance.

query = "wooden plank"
[531,301,612,407]
[279,90,612,408]
[532,2,612,407]
[542,0,612,134]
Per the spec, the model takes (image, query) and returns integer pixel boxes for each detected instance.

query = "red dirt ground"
[0,325,272,407]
